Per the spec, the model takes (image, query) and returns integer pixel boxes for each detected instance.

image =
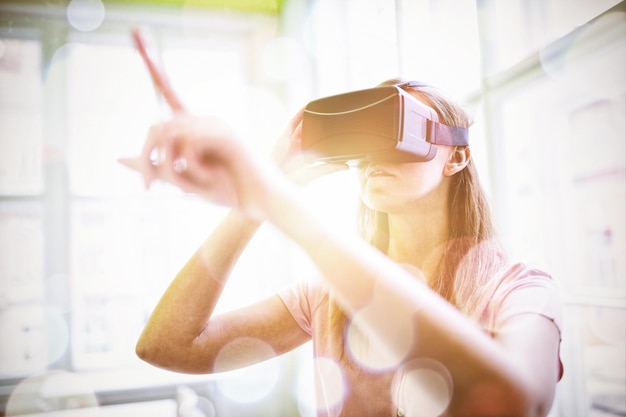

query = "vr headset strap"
[396,80,470,147]
[433,123,469,147]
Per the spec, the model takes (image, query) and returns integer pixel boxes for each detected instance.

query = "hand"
[272,107,349,185]
[122,29,285,220]
[119,114,281,219]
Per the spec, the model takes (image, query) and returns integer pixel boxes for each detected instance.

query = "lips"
[366,165,393,179]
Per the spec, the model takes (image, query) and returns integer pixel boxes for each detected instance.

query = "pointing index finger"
[132,27,186,112]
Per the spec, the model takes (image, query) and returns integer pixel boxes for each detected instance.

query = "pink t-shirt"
[278,262,563,417]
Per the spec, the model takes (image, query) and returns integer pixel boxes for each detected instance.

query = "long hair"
[330,79,507,351]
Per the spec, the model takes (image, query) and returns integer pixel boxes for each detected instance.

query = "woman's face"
[356,145,455,214]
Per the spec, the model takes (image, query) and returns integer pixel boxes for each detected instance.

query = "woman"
[121,79,563,417]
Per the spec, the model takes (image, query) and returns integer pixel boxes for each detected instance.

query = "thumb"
[118,157,142,171]
[118,156,155,188]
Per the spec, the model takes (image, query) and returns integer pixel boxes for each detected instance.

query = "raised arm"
[123,113,560,415]
[127,109,345,374]
[126,31,316,374]
[133,210,310,374]
[262,188,561,416]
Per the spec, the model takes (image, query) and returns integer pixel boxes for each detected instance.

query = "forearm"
[263,183,540,415]
[136,209,261,367]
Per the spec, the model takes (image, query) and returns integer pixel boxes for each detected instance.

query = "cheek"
[410,167,445,195]
[396,164,445,197]
[358,176,414,212]
[356,161,447,211]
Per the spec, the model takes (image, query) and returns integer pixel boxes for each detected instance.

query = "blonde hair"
[330,79,507,349]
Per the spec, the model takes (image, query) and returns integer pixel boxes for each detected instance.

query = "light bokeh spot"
[345,318,412,371]
[213,337,280,403]
[392,359,452,417]
[345,282,416,372]
[6,370,98,416]
[44,306,70,367]
[66,0,106,32]
[294,351,316,417]
[311,357,346,416]
[0,305,69,377]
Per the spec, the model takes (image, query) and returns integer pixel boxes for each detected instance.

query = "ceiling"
[10,0,286,15]
[109,0,285,14]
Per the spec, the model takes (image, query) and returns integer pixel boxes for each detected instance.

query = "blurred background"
[0,0,624,416]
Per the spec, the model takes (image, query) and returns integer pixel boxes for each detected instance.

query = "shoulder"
[487,263,565,380]
[277,276,329,335]
[494,262,561,305]
[494,262,558,294]
[480,262,563,335]
[286,275,329,308]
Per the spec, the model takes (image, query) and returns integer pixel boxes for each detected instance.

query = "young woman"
[121,79,563,417]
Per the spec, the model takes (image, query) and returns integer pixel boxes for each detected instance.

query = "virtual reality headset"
[301,84,469,163]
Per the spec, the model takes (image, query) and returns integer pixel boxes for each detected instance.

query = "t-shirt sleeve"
[493,267,563,335]
[489,265,565,379]
[277,279,327,336]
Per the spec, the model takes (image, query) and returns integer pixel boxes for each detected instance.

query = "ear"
[443,146,471,176]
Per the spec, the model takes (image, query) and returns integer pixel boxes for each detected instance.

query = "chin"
[361,194,402,214]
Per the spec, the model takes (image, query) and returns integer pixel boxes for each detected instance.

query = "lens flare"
[6,370,98,416]
[312,357,346,415]
[345,280,416,371]
[215,360,280,404]
[44,306,70,366]
[213,337,280,403]
[0,306,42,377]
[294,356,316,417]
[44,44,71,86]
[0,305,69,377]
[391,359,452,417]
[66,0,105,32]
[345,318,412,371]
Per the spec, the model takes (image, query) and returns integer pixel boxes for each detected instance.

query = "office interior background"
[0,0,624,416]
